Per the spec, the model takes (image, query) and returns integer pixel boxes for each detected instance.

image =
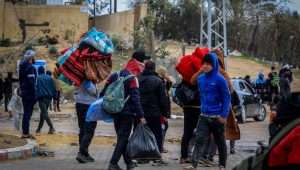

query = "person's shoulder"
[216,74,227,83]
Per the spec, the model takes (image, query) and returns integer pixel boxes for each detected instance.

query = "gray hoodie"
[74,82,97,105]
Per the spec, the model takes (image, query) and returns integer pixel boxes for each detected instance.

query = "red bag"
[176,47,209,82]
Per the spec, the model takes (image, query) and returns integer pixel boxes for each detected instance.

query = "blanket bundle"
[176,47,209,83]
[55,27,114,86]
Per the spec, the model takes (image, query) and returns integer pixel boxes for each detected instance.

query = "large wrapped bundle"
[55,28,114,86]
[80,27,114,55]
[175,47,209,83]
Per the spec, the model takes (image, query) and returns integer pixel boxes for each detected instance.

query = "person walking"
[102,53,147,170]
[35,67,56,134]
[156,66,172,153]
[19,50,37,139]
[188,53,231,170]
[53,76,62,112]
[267,66,280,104]
[138,61,170,154]
[4,72,18,117]
[75,81,98,163]
[0,74,4,108]
[279,72,291,100]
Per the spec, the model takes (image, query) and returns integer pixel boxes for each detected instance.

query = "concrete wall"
[0,2,89,42]
[94,4,147,41]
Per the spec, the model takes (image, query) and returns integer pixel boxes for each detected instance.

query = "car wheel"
[254,105,267,121]
[237,105,247,124]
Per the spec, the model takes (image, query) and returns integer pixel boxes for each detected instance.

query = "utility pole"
[200,0,228,56]
[114,0,117,13]
[2,0,6,40]
[93,0,96,27]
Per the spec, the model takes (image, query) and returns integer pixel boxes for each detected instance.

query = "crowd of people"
[244,64,294,107]
[5,46,296,170]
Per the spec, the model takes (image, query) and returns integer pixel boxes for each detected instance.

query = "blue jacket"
[19,60,36,100]
[100,69,144,118]
[36,67,56,99]
[197,53,231,118]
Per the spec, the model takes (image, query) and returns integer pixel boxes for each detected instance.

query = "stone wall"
[94,4,147,42]
[0,2,89,42]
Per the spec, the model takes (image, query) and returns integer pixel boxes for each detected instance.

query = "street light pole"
[93,0,96,27]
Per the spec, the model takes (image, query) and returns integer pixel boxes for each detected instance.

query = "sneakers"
[126,162,137,170]
[108,163,124,170]
[180,158,192,164]
[219,166,226,170]
[48,128,55,134]
[76,152,94,164]
[86,154,95,162]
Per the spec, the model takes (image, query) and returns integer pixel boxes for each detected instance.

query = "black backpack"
[171,81,198,107]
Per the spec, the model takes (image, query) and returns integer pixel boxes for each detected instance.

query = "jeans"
[145,116,163,152]
[22,98,35,135]
[5,93,12,112]
[80,121,97,156]
[76,103,90,145]
[181,107,200,159]
[202,134,217,160]
[37,97,54,131]
[192,116,227,167]
[110,115,134,165]
[53,91,60,111]
[162,120,169,150]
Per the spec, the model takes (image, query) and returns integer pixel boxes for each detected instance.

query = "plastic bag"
[127,124,161,160]
[8,94,23,114]
[85,98,113,123]
[80,27,114,55]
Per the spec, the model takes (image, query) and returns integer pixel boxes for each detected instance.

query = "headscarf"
[23,50,36,61]
[124,58,145,76]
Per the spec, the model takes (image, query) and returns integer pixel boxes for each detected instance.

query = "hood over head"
[38,66,45,75]
[203,52,219,75]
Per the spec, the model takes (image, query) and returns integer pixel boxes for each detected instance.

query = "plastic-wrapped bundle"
[80,27,114,55]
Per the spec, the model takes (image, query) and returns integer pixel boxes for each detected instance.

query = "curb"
[0,139,38,161]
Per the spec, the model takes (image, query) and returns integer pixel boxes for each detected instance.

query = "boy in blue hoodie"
[36,67,56,134]
[190,53,231,170]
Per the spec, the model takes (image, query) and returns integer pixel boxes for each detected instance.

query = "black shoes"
[76,152,95,164]
[108,163,124,170]
[48,128,55,134]
[126,162,137,170]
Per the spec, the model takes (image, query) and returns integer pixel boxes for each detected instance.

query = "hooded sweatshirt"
[197,53,231,118]
[36,67,57,99]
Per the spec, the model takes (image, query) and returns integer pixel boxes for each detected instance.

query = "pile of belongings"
[54,27,114,86]
[176,47,209,83]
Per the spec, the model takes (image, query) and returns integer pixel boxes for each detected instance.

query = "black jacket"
[138,70,170,118]
[19,60,36,100]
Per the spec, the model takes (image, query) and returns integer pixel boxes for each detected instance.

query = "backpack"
[171,81,197,107]
[102,72,134,114]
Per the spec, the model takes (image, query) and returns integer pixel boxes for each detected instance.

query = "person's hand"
[140,118,146,124]
[217,117,227,124]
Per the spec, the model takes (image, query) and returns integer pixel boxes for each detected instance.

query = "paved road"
[0,111,269,170]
